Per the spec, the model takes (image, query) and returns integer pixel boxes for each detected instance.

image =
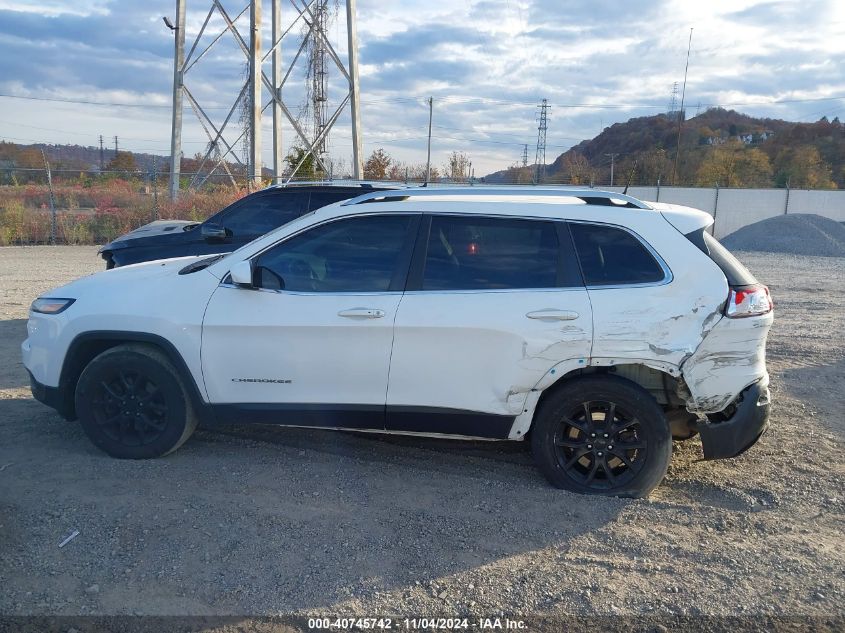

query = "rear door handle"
[338,308,385,319]
[526,309,580,321]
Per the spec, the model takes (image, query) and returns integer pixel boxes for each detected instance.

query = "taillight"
[725,284,772,318]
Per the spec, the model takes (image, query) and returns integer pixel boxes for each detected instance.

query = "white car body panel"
[201,285,401,406]
[22,257,218,394]
[387,287,592,416]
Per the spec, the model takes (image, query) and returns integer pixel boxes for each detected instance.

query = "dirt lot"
[0,246,843,626]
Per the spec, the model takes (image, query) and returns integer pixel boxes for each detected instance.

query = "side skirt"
[208,403,516,440]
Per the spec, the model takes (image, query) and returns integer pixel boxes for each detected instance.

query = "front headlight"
[31,297,75,314]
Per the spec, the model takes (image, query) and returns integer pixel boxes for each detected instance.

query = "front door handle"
[338,308,385,319]
[526,309,580,321]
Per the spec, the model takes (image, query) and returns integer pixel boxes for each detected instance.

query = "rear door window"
[569,222,667,286]
[421,216,561,290]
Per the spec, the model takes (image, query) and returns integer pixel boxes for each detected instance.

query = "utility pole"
[347,0,363,179]
[168,0,185,200]
[521,144,528,168]
[425,96,433,184]
[248,0,262,185]
[98,135,104,171]
[605,152,619,186]
[671,28,693,186]
[271,0,282,182]
[152,156,160,221]
[41,149,57,245]
[113,135,119,157]
[533,98,550,185]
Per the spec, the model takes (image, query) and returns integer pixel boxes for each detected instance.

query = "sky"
[0,0,844,176]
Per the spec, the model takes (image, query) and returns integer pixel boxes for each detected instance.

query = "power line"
[3,91,845,111]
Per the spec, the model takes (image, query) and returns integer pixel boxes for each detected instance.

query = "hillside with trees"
[485,109,844,189]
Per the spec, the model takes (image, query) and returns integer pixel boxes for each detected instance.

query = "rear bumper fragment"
[695,380,770,460]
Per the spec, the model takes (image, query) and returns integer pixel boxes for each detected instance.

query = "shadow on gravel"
[0,319,29,390]
[778,357,845,440]
[1,395,633,614]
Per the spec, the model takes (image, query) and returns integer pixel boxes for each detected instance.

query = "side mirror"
[229,260,254,288]
[201,222,228,241]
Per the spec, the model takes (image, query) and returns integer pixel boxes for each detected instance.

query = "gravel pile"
[721,213,845,257]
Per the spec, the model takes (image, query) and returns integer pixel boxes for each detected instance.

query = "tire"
[74,344,198,459]
[530,375,671,498]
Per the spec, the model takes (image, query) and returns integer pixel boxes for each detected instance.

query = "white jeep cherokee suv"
[22,187,773,497]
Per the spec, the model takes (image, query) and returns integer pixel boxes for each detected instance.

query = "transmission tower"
[533,99,550,184]
[167,0,363,200]
[521,144,528,168]
[310,0,330,159]
[668,81,679,118]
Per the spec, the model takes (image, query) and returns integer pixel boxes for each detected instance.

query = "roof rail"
[341,186,651,209]
[263,179,409,190]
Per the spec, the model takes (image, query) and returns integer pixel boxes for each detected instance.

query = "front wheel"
[75,344,198,459]
[531,375,671,498]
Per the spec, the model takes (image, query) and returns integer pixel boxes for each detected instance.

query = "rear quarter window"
[685,228,758,287]
[569,222,667,286]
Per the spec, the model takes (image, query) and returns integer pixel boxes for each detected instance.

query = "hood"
[44,255,217,298]
[100,219,199,250]
[648,201,714,235]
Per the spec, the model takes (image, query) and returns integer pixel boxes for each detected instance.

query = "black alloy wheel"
[531,375,672,497]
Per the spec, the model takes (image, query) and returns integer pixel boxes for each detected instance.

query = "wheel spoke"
[601,458,617,484]
[612,416,639,434]
[146,401,167,414]
[100,381,122,401]
[564,448,589,469]
[139,413,166,431]
[119,372,135,394]
[584,458,600,483]
[608,448,633,467]
[582,401,593,424]
[605,402,616,426]
[555,437,586,449]
[98,413,122,427]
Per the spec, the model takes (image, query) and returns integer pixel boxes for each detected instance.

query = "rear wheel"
[531,375,671,498]
[75,344,198,459]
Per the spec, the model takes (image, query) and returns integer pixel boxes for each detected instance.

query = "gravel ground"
[0,246,843,628]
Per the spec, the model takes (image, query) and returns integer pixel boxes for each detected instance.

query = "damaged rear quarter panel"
[680,311,773,413]
[586,214,729,372]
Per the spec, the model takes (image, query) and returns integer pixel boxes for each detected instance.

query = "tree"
[105,151,138,176]
[444,151,470,181]
[563,153,592,185]
[774,146,836,189]
[285,145,321,179]
[363,148,392,180]
[695,141,772,187]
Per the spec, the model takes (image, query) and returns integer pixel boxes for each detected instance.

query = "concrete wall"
[604,186,845,238]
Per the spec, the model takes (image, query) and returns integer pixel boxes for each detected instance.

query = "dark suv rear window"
[569,222,666,286]
[685,228,757,286]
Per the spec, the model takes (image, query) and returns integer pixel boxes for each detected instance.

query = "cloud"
[0,0,843,175]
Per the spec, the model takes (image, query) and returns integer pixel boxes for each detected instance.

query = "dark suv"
[99,184,390,268]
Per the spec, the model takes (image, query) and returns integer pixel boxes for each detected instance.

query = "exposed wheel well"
[58,333,206,421]
[534,363,685,421]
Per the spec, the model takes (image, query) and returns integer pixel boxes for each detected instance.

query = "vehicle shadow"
[778,357,845,440]
[0,319,29,390]
[0,387,634,615]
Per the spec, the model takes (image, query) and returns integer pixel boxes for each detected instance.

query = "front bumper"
[696,379,770,460]
[28,371,74,419]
